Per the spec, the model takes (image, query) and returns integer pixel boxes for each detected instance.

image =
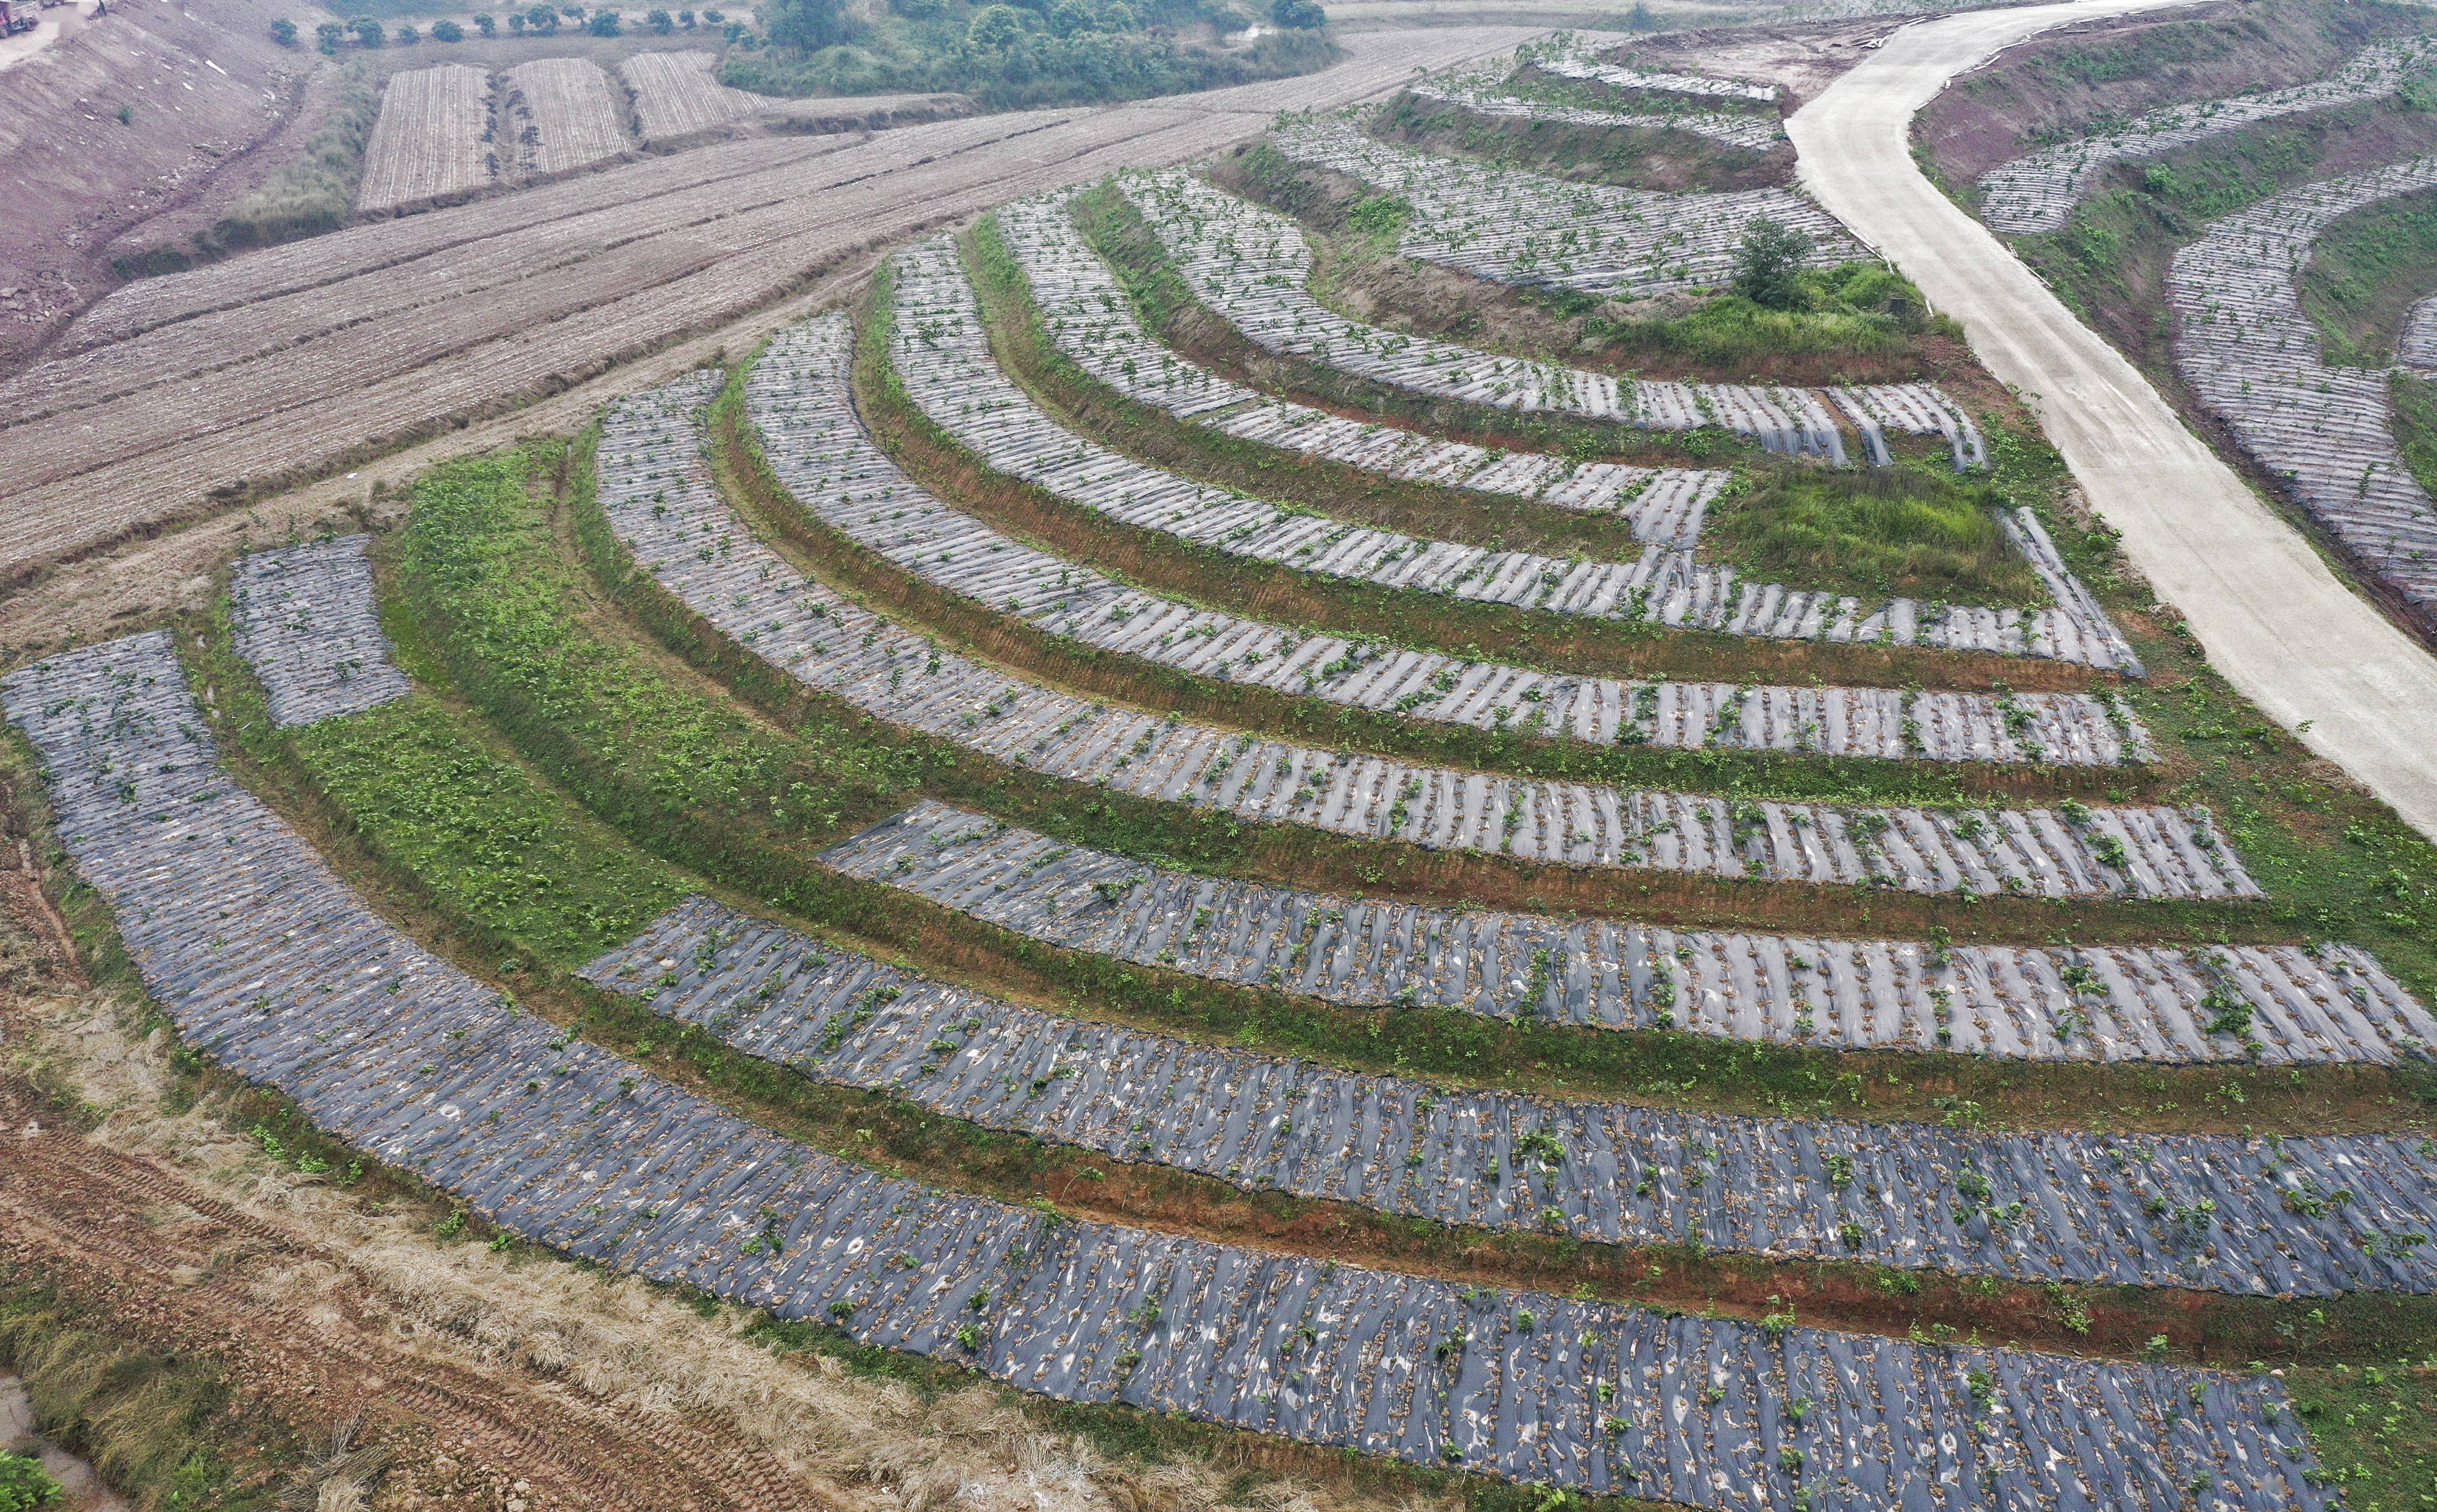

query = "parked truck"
[0,1,37,35]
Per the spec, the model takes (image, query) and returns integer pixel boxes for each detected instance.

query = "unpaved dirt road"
[0,27,1535,586]
[1789,0,2437,843]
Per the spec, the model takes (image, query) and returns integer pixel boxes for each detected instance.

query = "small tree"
[1268,0,1323,26]
[432,18,464,39]
[701,5,723,17]
[586,7,619,31]
[507,12,526,30]
[1625,0,1654,30]
[646,5,671,28]
[1730,216,1811,309]
[269,15,298,44]
[348,15,384,45]
[395,21,420,42]
[315,18,345,49]
[474,10,496,31]
[677,7,693,24]
[526,4,557,30]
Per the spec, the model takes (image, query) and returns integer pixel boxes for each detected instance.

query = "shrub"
[646,6,671,29]
[395,21,420,41]
[431,18,464,40]
[525,4,558,32]
[1730,216,1812,309]
[348,15,383,44]
[474,10,495,32]
[315,18,344,49]
[1269,0,1323,27]
[677,7,693,24]
[587,9,619,32]
[0,1454,63,1512]
[269,16,297,44]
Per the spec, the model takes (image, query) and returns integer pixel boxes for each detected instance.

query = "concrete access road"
[1788,0,2437,842]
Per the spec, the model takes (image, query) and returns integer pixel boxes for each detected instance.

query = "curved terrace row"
[21,632,2332,1510]
[763,315,2141,765]
[610,373,2243,896]
[2171,155,2437,616]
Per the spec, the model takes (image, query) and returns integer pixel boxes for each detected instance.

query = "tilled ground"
[0,1065,827,1511]
[0,27,1535,588]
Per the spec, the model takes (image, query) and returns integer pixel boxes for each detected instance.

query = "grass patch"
[2396,371,2437,500]
[1702,463,2048,608]
[210,64,379,250]
[1570,263,1934,373]
[290,698,684,962]
[2302,184,2437,366]
[2289,1355,2437,1507]
[0,1270,285,1511]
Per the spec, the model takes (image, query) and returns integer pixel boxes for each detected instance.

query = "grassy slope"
[2302,184,2437,367]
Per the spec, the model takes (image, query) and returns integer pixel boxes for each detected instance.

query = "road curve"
[1788,0,2437,842]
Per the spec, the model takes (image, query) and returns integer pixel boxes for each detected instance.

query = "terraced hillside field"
[1924,0,2437,637]
[14,19,2437,1512]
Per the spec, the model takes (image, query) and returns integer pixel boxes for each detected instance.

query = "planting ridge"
[910,226,2129,670]
[505,57,632,179]
[585,889,2437,1294]
[1127,169,1982,473]
[768,312,2142,765]
[619,49,765,145]
[991,191,1723,530]
[2400,294,2437,369]
[1977,40,2434,235]
[358,62,497,215]
[1404,43,1783,153]
[227,535,412,728]
[6,633,2340,1510]
[607,373,2243,897]
[827,798,2436,1067]
[2171,156,2437,615]
[1261,114,1853,295]
[1532,51,1781,105]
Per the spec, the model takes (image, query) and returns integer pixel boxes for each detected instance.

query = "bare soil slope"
[0,0,311,365]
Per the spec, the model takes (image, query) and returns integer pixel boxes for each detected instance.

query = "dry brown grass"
[5,973,1455,1512]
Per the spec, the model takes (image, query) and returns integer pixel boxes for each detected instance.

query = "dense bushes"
[723,0,1335,111]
